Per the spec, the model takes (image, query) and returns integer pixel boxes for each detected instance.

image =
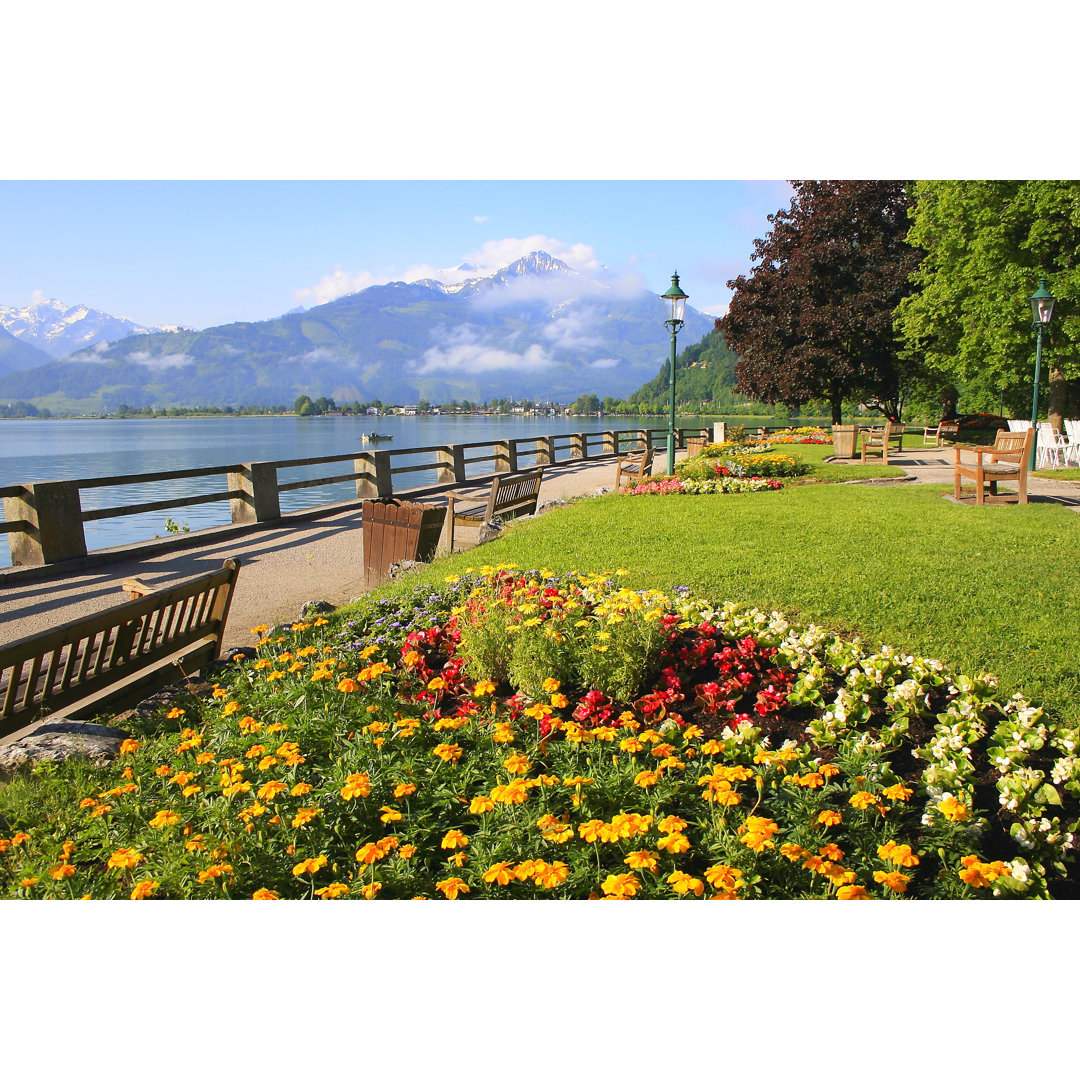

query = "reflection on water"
[0,414,683,568]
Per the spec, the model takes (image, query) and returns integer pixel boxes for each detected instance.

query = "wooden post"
[3,481,87,566]
[569,433,586,460]
[494,440,517,474]
[373,450,394,497]
[436,445,466,485]
[229,462,281,524]
[601,431,616,455]
[353,452,378,499]
[537,436,554,466]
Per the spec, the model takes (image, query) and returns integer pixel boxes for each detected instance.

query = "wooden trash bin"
[362,499,446,585]
[831,424,858,459]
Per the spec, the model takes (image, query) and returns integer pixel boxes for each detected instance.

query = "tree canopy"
[895,180,1080,426]
[719,181,920,423]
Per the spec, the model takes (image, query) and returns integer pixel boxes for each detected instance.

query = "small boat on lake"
[360,432,393,442]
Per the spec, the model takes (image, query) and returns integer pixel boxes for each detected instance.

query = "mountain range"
[0,296,184,365]
[0,253,715,413]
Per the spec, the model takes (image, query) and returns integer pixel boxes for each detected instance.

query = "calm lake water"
[0,414,708,567]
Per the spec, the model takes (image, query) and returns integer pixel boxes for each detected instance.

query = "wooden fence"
[1,425,714,568]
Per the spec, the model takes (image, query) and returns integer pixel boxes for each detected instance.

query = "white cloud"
[294,265,382,306]
[464,235,602,276]
[411,323,555,375]
[473,215,490,223]
[701,303,728,318]
[539,306,605,352]
[129,350,194,370]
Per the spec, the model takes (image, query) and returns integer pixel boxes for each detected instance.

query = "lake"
[0,414,717,567]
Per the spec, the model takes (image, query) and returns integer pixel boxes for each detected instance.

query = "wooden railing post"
[537,436,554,465]
[373,450,394,496]
[229,462,281,524]
[601,431,616,455]
[353,452,377,500]
[569,433,586,460]
[3,481,87,566]
[494,440,517,474]
[436,445,466,485]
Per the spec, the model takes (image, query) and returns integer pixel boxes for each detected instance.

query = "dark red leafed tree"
[718,181,921,424]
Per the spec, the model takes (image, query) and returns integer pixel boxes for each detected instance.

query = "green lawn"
[387,481,1080,726]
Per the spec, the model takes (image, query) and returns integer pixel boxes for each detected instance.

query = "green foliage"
[897,181,1080,419]
[628,327,747,412]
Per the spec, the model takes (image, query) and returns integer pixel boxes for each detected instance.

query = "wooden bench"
[953,428,1034,505]
[445,470,543,551]
[615,448,653,489]
[861,419,906,465]
[923,420,959,447]
[1,559,241,738]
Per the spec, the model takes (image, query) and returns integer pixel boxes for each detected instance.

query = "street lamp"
[661,272,688,475]
[1029,277,1056,471]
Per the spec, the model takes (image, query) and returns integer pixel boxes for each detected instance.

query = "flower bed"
[623,476,783,496]
[2,567,1076,900]
[753,426,832,445]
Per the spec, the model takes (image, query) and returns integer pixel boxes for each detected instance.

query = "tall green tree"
[895,180,1080,429]
[719,181,920,424]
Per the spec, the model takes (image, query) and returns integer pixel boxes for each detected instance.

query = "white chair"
[1007,419,1032,432]
[1036,422,1067,469]
[1063,419,1080,467]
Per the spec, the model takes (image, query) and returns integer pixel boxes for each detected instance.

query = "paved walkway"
[0,457,625,652]
[3,446,1078,656]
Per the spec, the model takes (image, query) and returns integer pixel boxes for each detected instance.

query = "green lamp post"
[662,272,688,475]
[1028,277,1056,471]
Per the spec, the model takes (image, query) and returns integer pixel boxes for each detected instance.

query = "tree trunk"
[941,384,959,422]
[830,385,842,425]
[1048,366,1068,433]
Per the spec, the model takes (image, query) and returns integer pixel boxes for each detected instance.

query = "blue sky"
[0,180,793,330]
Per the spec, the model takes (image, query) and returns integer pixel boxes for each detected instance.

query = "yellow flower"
[469,795,495,814]
[882,783,913,802]
[535,862,570,889]
[578,820,606,844]
[360,882,382,899]
[704,864,744,894]
[817,810,843,827]
[289,781,313,796]
[657,815,687,834]
[129,880,160,900]
[291,807,321,828]
[148,810,182,829]
[483,861,515,885]
[166,707,186,719]
[433,743,463,764]
[292,855,328,877]
[634,770,659,788]
[878,840,920,868]
[379,806,403,823]
[49,864,75,880]
[118,739,140,755]
[937,795,971,822]
[738,816,779,853]
[440,829,469,850]
[541,677,561,693]
[435,877,469,900]
[252,888,280,900]
[601,873,640,899]
[398,844,417,860]
[849,791,879,810]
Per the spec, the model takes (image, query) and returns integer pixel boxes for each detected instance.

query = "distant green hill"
[628,327,744,410]
[0,326,52,378]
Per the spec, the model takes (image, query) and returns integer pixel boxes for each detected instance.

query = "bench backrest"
[1,558,240,733]
[988,428,1034,468]
[484,469,543,521]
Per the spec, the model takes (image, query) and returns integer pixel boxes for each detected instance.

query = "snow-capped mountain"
[0,252,715,411]
[0,296,185,359]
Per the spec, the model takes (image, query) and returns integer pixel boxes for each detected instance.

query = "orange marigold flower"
[379,806,403,823]
[601,872,640,899]
[360,882,382,900]
[289,781,312,796]
[817,810,843,827]
[634,770,659,788]
[535,861,570,889]
[118,739,140,755]
[873,870,911,893]
[878,841,920,868]
[392,782,417,799]
[503,752,531,775]
[625,850,660,872]
[541,677,561,693]
[107,848,144,870]
[258,780,288,801]
[356,842,387,865]
[656,832,691,855]
[433,743,463,764]
[780,842,809,863]
[340,773,371,800]
[882,783,913,802]
[291,807,322,829]
[704,864,745,894]
[549,693,570,709]
[148,810,182,829]
[819,843,845,861]
[49,864,76,880]
[315,883,350,899]
[578,819,605,843]
[292,855,328,877]
[849,791,879,809]
[469,795,495,814]
[435,877,469,900]
[440,829,469,850]
[252,888,280,900]
[198,863,234,884]
[483,861,515,885]
[129,880,160,900]
[738,815,779,853]
[166,707,186,719]
[79,797,98,808]
[667,870,705,897]
[836,884,871,900]
[817,762,841,778]
[472,680,496,697]
[657,815,688,834]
